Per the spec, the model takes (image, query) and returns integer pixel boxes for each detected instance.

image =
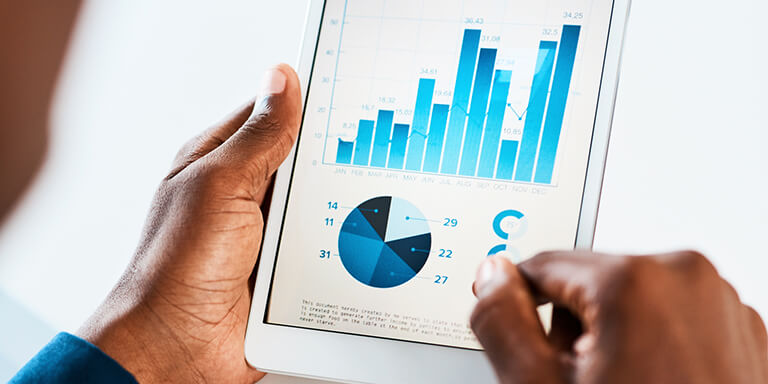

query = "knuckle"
[168,135,213,180]
[666,250,718,282]
[747,305,768,328]
[175,134,210,162]
[598,252,721,311]
[175,136,199,159]
[720,278,741,302]
[601,256,664,300]
[746,306,768,346]
[673,249,713,271]
[612,255,663,282]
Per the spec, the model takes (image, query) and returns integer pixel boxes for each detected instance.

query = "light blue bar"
[370,110,395,167]
[423,104,449,173]
[535,25,581,184]
[388,124,409,169]
[477,70,512,178]
[353,119,375,166]
[459,48,497,176]
[495,140,519,180]
[441,29,481,175]
[405,78,436,171]
[336,139,353,164]
[515,41,558,182]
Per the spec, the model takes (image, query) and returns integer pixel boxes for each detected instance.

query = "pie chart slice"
[338,196,432,288]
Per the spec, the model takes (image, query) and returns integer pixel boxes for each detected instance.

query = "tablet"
[246,0,630,381]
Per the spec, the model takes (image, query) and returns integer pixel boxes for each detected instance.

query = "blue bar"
[405,79,436,171]
[441,29,481,175]
[423,104,449,173]
[477,70,512,178]
[515,41,558,182]
[370,110,395,167]
[336,139,353,164]
[353,119,375,166]
[459,48,497,176]
[535,25,581,184]
[388,124,409,169]
[495,140,519,180]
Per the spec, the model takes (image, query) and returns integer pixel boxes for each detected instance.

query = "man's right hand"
[470,251,768,384]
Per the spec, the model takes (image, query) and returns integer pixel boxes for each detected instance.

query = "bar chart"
[330,23,581,185]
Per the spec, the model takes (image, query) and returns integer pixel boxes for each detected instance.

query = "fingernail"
[475,257,510,299]
[260,67,287,95]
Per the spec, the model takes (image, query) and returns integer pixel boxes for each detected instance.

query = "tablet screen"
[266,0,615,349]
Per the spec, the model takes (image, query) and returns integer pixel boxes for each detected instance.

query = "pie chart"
[338,196,431,288]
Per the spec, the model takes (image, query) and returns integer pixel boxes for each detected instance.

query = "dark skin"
[471,253,768,383]
[2,2,766,383]
[0,0,82,221]
[78,65,302,382]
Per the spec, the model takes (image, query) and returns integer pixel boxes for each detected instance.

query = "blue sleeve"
[10,332,138,384]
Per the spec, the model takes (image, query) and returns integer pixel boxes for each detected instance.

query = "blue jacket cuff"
[10,332,138,383]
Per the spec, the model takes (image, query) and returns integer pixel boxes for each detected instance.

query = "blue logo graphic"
[488,210,528,261]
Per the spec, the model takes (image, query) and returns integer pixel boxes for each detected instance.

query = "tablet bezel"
[245,0,632,381]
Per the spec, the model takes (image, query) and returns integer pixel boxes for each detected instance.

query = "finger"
[518,251,614,323]
[471,256,565,384]
[206,64,302,188]
[168,100,255,175]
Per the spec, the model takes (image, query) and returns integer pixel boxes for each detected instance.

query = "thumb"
[471,256,565,384]
[208,64,302,186]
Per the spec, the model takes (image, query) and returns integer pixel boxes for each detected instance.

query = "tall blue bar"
[495,140,519,180]
[441,29,481,175]
[423,104,449,173]
[388,124,409,169]
[336,139,353,164]
[353,119,375,166]
[535,25,581,184]
[405,78,436,171]
[370,110,395,167]
[477,70,512,178]
[459,48,497,176]
[515,41,558,182]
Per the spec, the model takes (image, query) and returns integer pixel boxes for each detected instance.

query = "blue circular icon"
[488,210,527,259]
[492,209,526,240]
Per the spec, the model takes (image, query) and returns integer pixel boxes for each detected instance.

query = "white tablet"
[246,0,630,382]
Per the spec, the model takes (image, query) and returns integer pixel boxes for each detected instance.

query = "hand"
[470,251,768,384]
[78,64,302,383]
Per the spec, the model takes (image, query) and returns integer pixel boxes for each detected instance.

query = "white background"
[0,0,766,382]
